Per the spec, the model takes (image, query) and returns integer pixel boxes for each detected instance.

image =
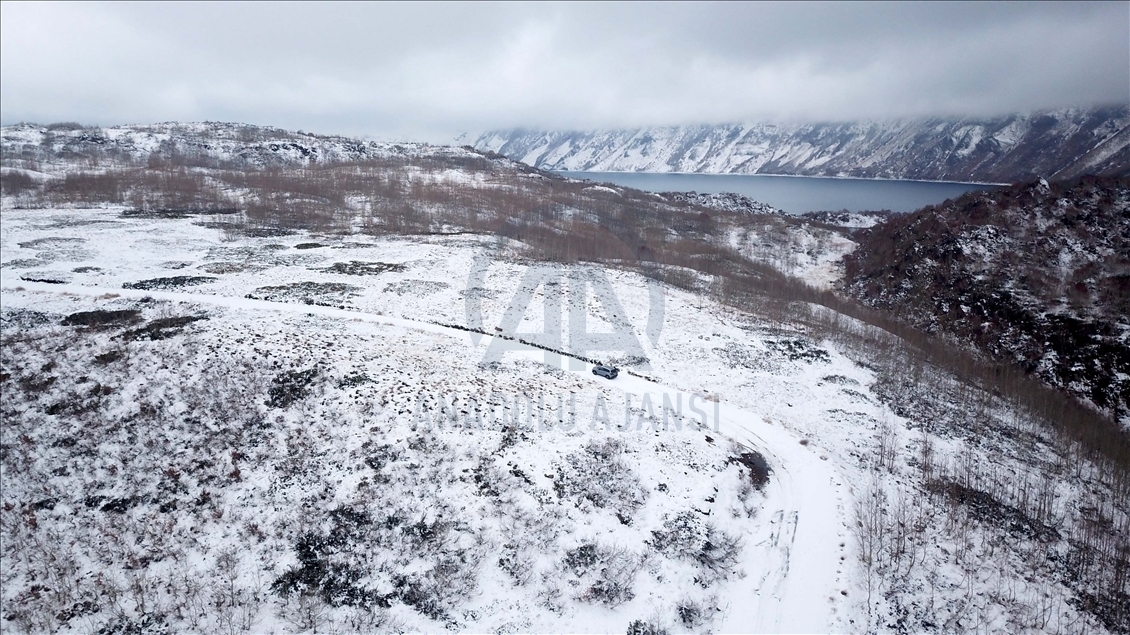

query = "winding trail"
[4,279,854,633]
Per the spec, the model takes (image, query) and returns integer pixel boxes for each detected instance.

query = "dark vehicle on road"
[592,365,619,379]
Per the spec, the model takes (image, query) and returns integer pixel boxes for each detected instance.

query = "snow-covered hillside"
[0,121,853,294]
[3,120,1128,634]
[474,105,1130,183]
[845,177,1130,425]
[3,206,1126,634]
[1,122,486,171]
[0,207,866,633]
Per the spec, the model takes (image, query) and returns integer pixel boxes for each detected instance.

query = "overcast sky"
[1,1,1127,141]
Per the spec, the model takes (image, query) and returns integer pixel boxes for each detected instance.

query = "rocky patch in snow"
[659,190,783,215]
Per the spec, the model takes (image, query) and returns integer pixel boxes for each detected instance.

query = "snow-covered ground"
[0,206,890,632]
[3,206,1120,634]
[729,221,857,290]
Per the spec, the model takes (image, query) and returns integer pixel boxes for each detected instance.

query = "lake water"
[558,171,998,215]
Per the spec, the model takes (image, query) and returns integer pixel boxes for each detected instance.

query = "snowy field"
[0,206,882,632]
[2,206,1119,634]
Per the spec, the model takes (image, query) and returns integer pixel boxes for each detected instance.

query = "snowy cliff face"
[474,105,1130,183]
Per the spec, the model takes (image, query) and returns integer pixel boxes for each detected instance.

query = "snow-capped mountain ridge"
[475,105,1130,183]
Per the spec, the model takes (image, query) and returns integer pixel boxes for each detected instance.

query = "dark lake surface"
[558,171,999,214]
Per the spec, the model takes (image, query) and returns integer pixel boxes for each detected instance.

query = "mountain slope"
[474,105,1130,183]
[1,121,486,170]
[844,176,1130,423]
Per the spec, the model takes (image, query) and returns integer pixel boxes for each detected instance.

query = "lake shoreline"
[557,170,1001,214]
[557,169,1008,187]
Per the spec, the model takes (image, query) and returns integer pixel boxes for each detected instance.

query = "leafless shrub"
[649,511,743,585]
[1,170,38,196]
[211,547,261,635]
[877,417,900,473]
[917,428,935,481]
[498,543,536,587]
[275,590,329,633]
[854,473,887,616]
[45,122,88,131]
[580,546,642,607]
[561,542,643,607]
[626,616,671,635]
[554,438,648,520]
[735,475,761,518]
[339,604,399,633]
[675,595,713,629]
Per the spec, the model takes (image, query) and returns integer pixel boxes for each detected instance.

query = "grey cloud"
[1,1,1126,141]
